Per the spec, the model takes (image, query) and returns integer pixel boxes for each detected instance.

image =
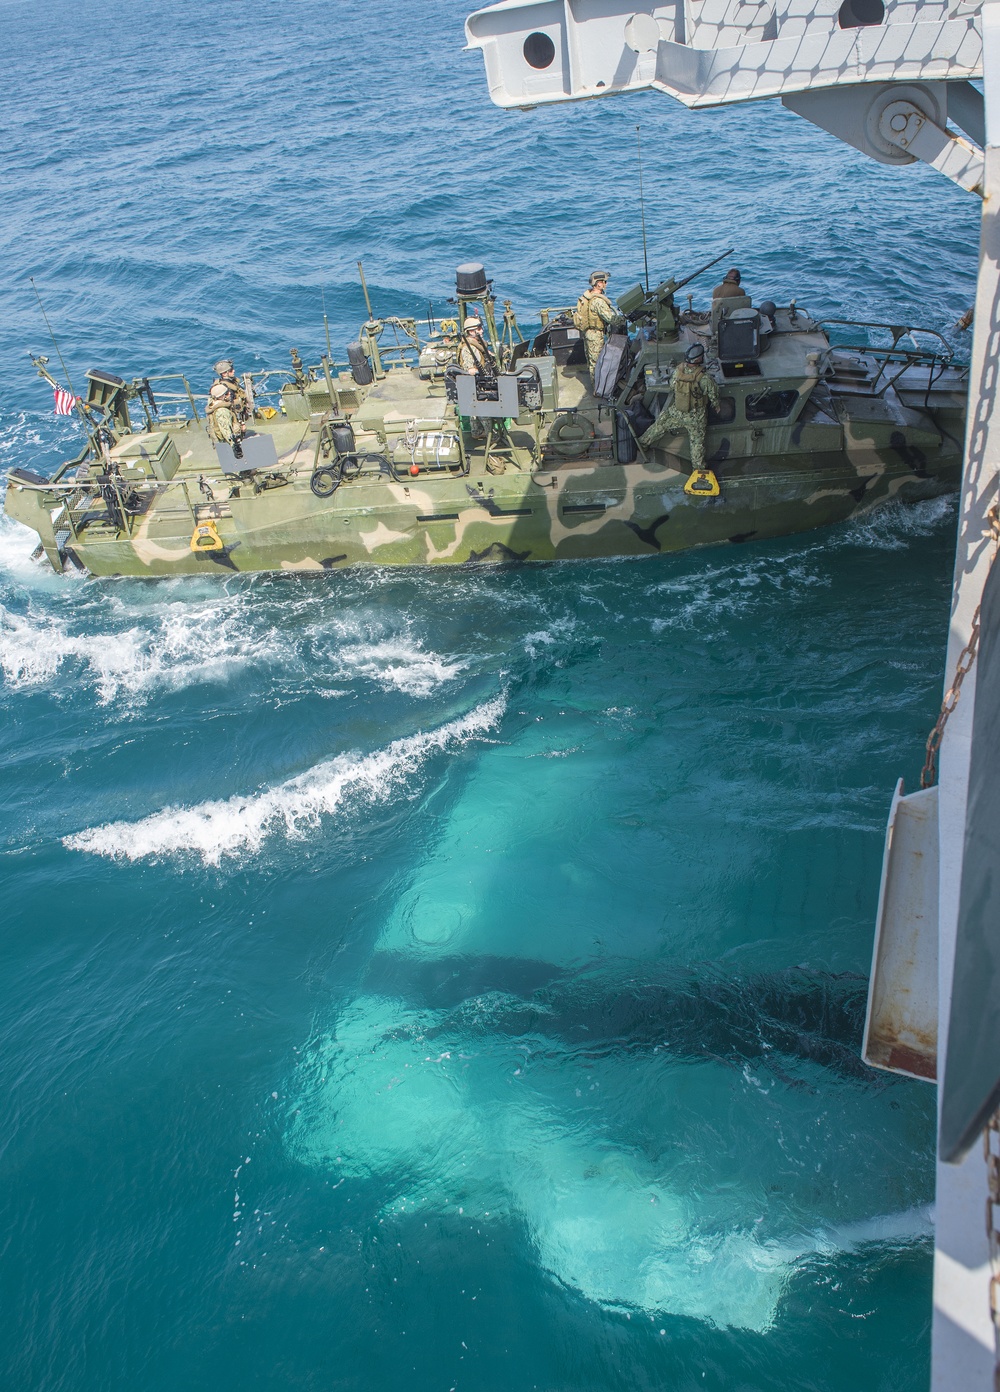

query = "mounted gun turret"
[616,248,736,341]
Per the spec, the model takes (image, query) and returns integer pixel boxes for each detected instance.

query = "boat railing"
[141,374,203,424]
[817,320,964,406]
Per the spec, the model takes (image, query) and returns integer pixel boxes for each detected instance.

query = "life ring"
[190,520,224,553]
[548,413,596,458]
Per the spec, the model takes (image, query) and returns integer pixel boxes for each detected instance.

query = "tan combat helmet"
[209,382,231,400]
[589,270,611,287]
[213,358,236,376]
[464,316,484,334]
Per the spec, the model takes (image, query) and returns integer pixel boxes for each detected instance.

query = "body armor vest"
[672,363,704,414]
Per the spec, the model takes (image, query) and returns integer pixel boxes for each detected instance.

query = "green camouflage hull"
[5,284,967,577]
[10,447,958,578]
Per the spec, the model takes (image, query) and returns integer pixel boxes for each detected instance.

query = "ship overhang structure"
[464,0,1000,1387]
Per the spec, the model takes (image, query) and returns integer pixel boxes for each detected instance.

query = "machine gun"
[616,247,735,341]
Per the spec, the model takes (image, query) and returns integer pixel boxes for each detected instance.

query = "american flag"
[53,386,76,416]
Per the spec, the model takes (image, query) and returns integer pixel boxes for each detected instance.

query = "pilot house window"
[745,389,799,421]
[708,396,736,425]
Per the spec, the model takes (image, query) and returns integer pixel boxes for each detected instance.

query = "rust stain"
[871,1038,937,1082]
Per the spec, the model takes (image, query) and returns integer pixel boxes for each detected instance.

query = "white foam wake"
[0,597,280,704]
[838,494,955,551]
[0,514,47,580]
[64,694,506,864]
[336,638,466,697]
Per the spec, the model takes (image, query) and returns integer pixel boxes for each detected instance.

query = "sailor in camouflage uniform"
[640,343,719,472]
[457,316,496,444]
[577,271,616,374]
[457,316,495,375]
[206,382,244,459]
[213,359,249,425]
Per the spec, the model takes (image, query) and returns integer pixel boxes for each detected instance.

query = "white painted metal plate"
[863,778,939,1081]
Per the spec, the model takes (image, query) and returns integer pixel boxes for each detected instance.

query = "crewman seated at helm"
[207,381,244,459]
[212,358,249,424]
[712,267,748,301]
[639,342,719,476]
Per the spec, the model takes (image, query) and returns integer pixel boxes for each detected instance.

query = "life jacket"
[671,362,705,414]
[573,291,605,333]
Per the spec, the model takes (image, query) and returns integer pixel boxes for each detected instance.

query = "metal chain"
[985,1114,1000,1388]
[921,504,1000,789]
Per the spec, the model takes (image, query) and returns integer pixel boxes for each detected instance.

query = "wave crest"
[64,694,506,864]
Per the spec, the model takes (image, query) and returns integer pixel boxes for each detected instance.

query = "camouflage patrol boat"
[5,258,967,577]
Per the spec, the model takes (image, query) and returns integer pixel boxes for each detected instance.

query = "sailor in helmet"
[206,380,244,460]
[640,342,720,491]
[213,358,249,424]
[457,315,496,376]
[457,315,497,447]
[576,270,616,377]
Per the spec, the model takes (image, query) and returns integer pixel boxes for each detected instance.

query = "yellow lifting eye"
[190,520,225,552]
[684,468,720,498]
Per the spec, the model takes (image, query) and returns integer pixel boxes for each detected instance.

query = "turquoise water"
[0,1,981,1388]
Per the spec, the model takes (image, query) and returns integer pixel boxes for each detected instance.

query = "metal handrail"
[822,337,963,407]
[143,373,202,422]
[818,318,955,359]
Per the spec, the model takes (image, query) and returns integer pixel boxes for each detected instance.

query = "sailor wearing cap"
[575,270,616,376]
[712,268,747,301]
[639,342,720,484]
[206,380,244,459]
[212,358,249,424]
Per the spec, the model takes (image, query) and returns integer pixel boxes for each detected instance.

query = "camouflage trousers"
[584,329,605,371]
[640,406,708,471]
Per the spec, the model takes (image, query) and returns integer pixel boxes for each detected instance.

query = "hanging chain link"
[921,504,1000,789]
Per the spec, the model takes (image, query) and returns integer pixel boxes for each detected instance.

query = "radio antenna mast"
[29,277,77,398]
[321,286,333,360]
[636,126,650,295]
[357,260,375,320]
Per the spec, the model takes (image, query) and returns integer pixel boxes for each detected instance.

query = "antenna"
[636,126,650,295]
[321,286,333,360]
[29,277,78,400]
[357,260,374,320]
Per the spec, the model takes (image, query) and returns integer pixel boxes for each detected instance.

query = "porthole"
[523,31,556,69]
[837,0,884,28]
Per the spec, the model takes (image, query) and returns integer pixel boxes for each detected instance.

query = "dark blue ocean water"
[0,2,982,1389]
